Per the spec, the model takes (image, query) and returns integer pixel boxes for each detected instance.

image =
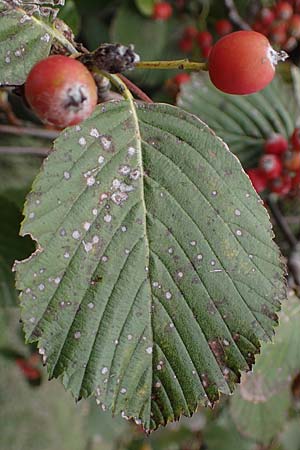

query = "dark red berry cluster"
[178,19,233,58]
[247,129,300,196]
[252,1,300,51]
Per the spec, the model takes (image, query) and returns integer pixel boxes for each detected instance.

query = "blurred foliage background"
[1,0,300,449]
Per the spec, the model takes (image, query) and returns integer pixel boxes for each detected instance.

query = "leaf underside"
[15,100,286,431]
[178,74,295,168]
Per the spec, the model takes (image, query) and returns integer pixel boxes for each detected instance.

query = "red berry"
[202,46,212,58]
[269,22,288,45]
[152,2,173,20]
[275,2,293,20]
[173,72,191,86]
[215,19,233,36]
[260,8,276,26]
[208,31,284,95]
[283,36,298,51]
[25,55,97,128]
[264,133,288,155]
[291,127,300,150]
[269,174,292,195]
[246,168,268,193]
[179,37,193,52]
[197,31,213,48]
[183,26,198,39]
[16,358,41,381]
[283,151,300,170]
[259,154,283,179]
[288,14,300,38]
[252,21,265,33]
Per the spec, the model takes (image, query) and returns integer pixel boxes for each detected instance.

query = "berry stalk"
[134,59,208,71]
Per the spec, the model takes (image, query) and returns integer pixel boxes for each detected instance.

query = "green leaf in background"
[0,197,34,307]
[0,1,72,86]
[204,413,255,450]
[16,99,285,430]
[58,0,81,36]
[230,388,290,445]
[178,74,296,167]
[0,358,87,450]
[0,257,18,307]
[0,152,43,208]
[279,418,300,450]
[230,293,300,444]
[111,3,179,87]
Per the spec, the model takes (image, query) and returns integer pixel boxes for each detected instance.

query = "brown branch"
[117,74,153,103]
[267,196,298,248]
[0,124,59,140]
[0,146,49,156]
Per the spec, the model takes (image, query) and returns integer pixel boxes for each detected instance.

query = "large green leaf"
[15,99,285,431]
[178,74,296,167]
[0,1,73,86]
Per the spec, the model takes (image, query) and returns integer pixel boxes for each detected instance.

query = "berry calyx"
[215,19,233,36]
[25,55,97,128]
[259,154,283,179]
[208,31,288,95]
[152,2,173,20]
[269,174,292,195]
[291,127,300,150]
[197,31,213,48]
[264,133,288,155]
[246,168,268,193]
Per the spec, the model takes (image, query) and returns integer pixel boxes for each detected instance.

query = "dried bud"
[78,43,140,74]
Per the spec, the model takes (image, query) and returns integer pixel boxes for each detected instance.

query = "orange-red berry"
[283,151,300,171]
[269,22,288,45]
[25,55,97,128]
[288,14,300,38]
[208,31,285,95]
